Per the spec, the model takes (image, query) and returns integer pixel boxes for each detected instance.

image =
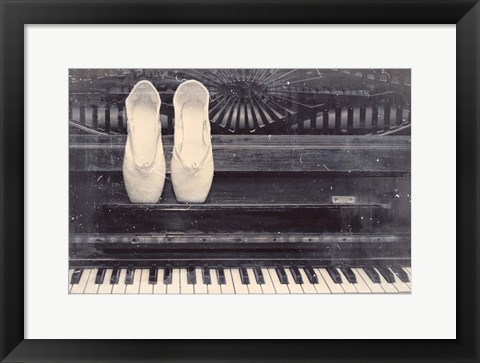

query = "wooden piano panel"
[69,69,411,136]
[69,134,411,173]
[69,173,410,233]
[69,232,411,269]
[69,135,410,235]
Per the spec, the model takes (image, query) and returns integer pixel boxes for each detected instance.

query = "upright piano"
[68,68,411,294]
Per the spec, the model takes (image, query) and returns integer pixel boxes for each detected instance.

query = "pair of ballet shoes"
[123,80,214,204]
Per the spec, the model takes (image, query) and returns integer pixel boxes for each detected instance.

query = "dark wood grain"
[92,104,98,129]
[99,203,387,234]
[79,105,85,126]
[384,97,391,130]
[359,104,366,129]
[69,172,410,235]
[69,232,411,268]
[69,135,411,172]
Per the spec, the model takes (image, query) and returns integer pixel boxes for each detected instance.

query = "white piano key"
[167,269,181,294]
[312,269,331,294]
[194,269,208,294]
[298,268,317,294]
[405,267,412,274]
[260,268,276,294]
[317,268,344,294]
[70,269,91,294]
[207,269,222,294]
[246,268,263,294]
[349,269,371,293]
[388,268,411,293]
[180,269,194,294]
[392,278,410,293]
[221,269,235,294]
[139,269,153,294]
[125,269,141,294]
[112,269,127,294]
[374,267,398,293]
[98,269,113,294]
[285,269,303,294]
[231,269,249,294]
[84,268,100,294]
[268,268,289,294]
[355,268,384,293]
[337,268,358,294]
[153,269,167,294]
[68,269,74,293]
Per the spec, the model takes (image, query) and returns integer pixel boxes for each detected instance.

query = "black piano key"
[217,267,226,285]
[110,267,120,284]
[149,265,158,284]
[326,267,342,284]
[275,267,289,284]
[125,266,135,285]
[164,265,172,284]
[340,267,357,284]
[363,266,381,283]
[239,267,250,284]
[71,269,83,284]
[95,268,106,284]
[253,267,265,284]
[376,265,395,283]
[304,267,318,284]
[391,265,410,283]
[202,266,211,285]
[290,266,303,284]
[187,265,196,284]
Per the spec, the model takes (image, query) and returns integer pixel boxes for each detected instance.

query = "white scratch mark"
[175,75,186,82]
[323,164,330,171]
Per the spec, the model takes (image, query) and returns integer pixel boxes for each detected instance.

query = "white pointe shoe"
[123,80,166,203]
[171,80,214,203]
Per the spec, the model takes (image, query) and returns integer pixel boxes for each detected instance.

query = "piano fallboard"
[70,233,410,268]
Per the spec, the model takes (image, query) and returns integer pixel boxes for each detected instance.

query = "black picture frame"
[1,1,478,362]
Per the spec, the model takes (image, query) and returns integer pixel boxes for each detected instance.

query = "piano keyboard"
[69,266,412,294]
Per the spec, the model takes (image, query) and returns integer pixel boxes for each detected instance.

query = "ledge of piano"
[68,259,412,270]
[96,201,397,234]
[69,232,411,268]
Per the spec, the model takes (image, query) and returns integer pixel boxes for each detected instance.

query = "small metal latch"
[331,196,356,205]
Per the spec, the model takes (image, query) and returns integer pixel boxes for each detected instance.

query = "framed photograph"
[1,0,478,362]
[67,67,412,296]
